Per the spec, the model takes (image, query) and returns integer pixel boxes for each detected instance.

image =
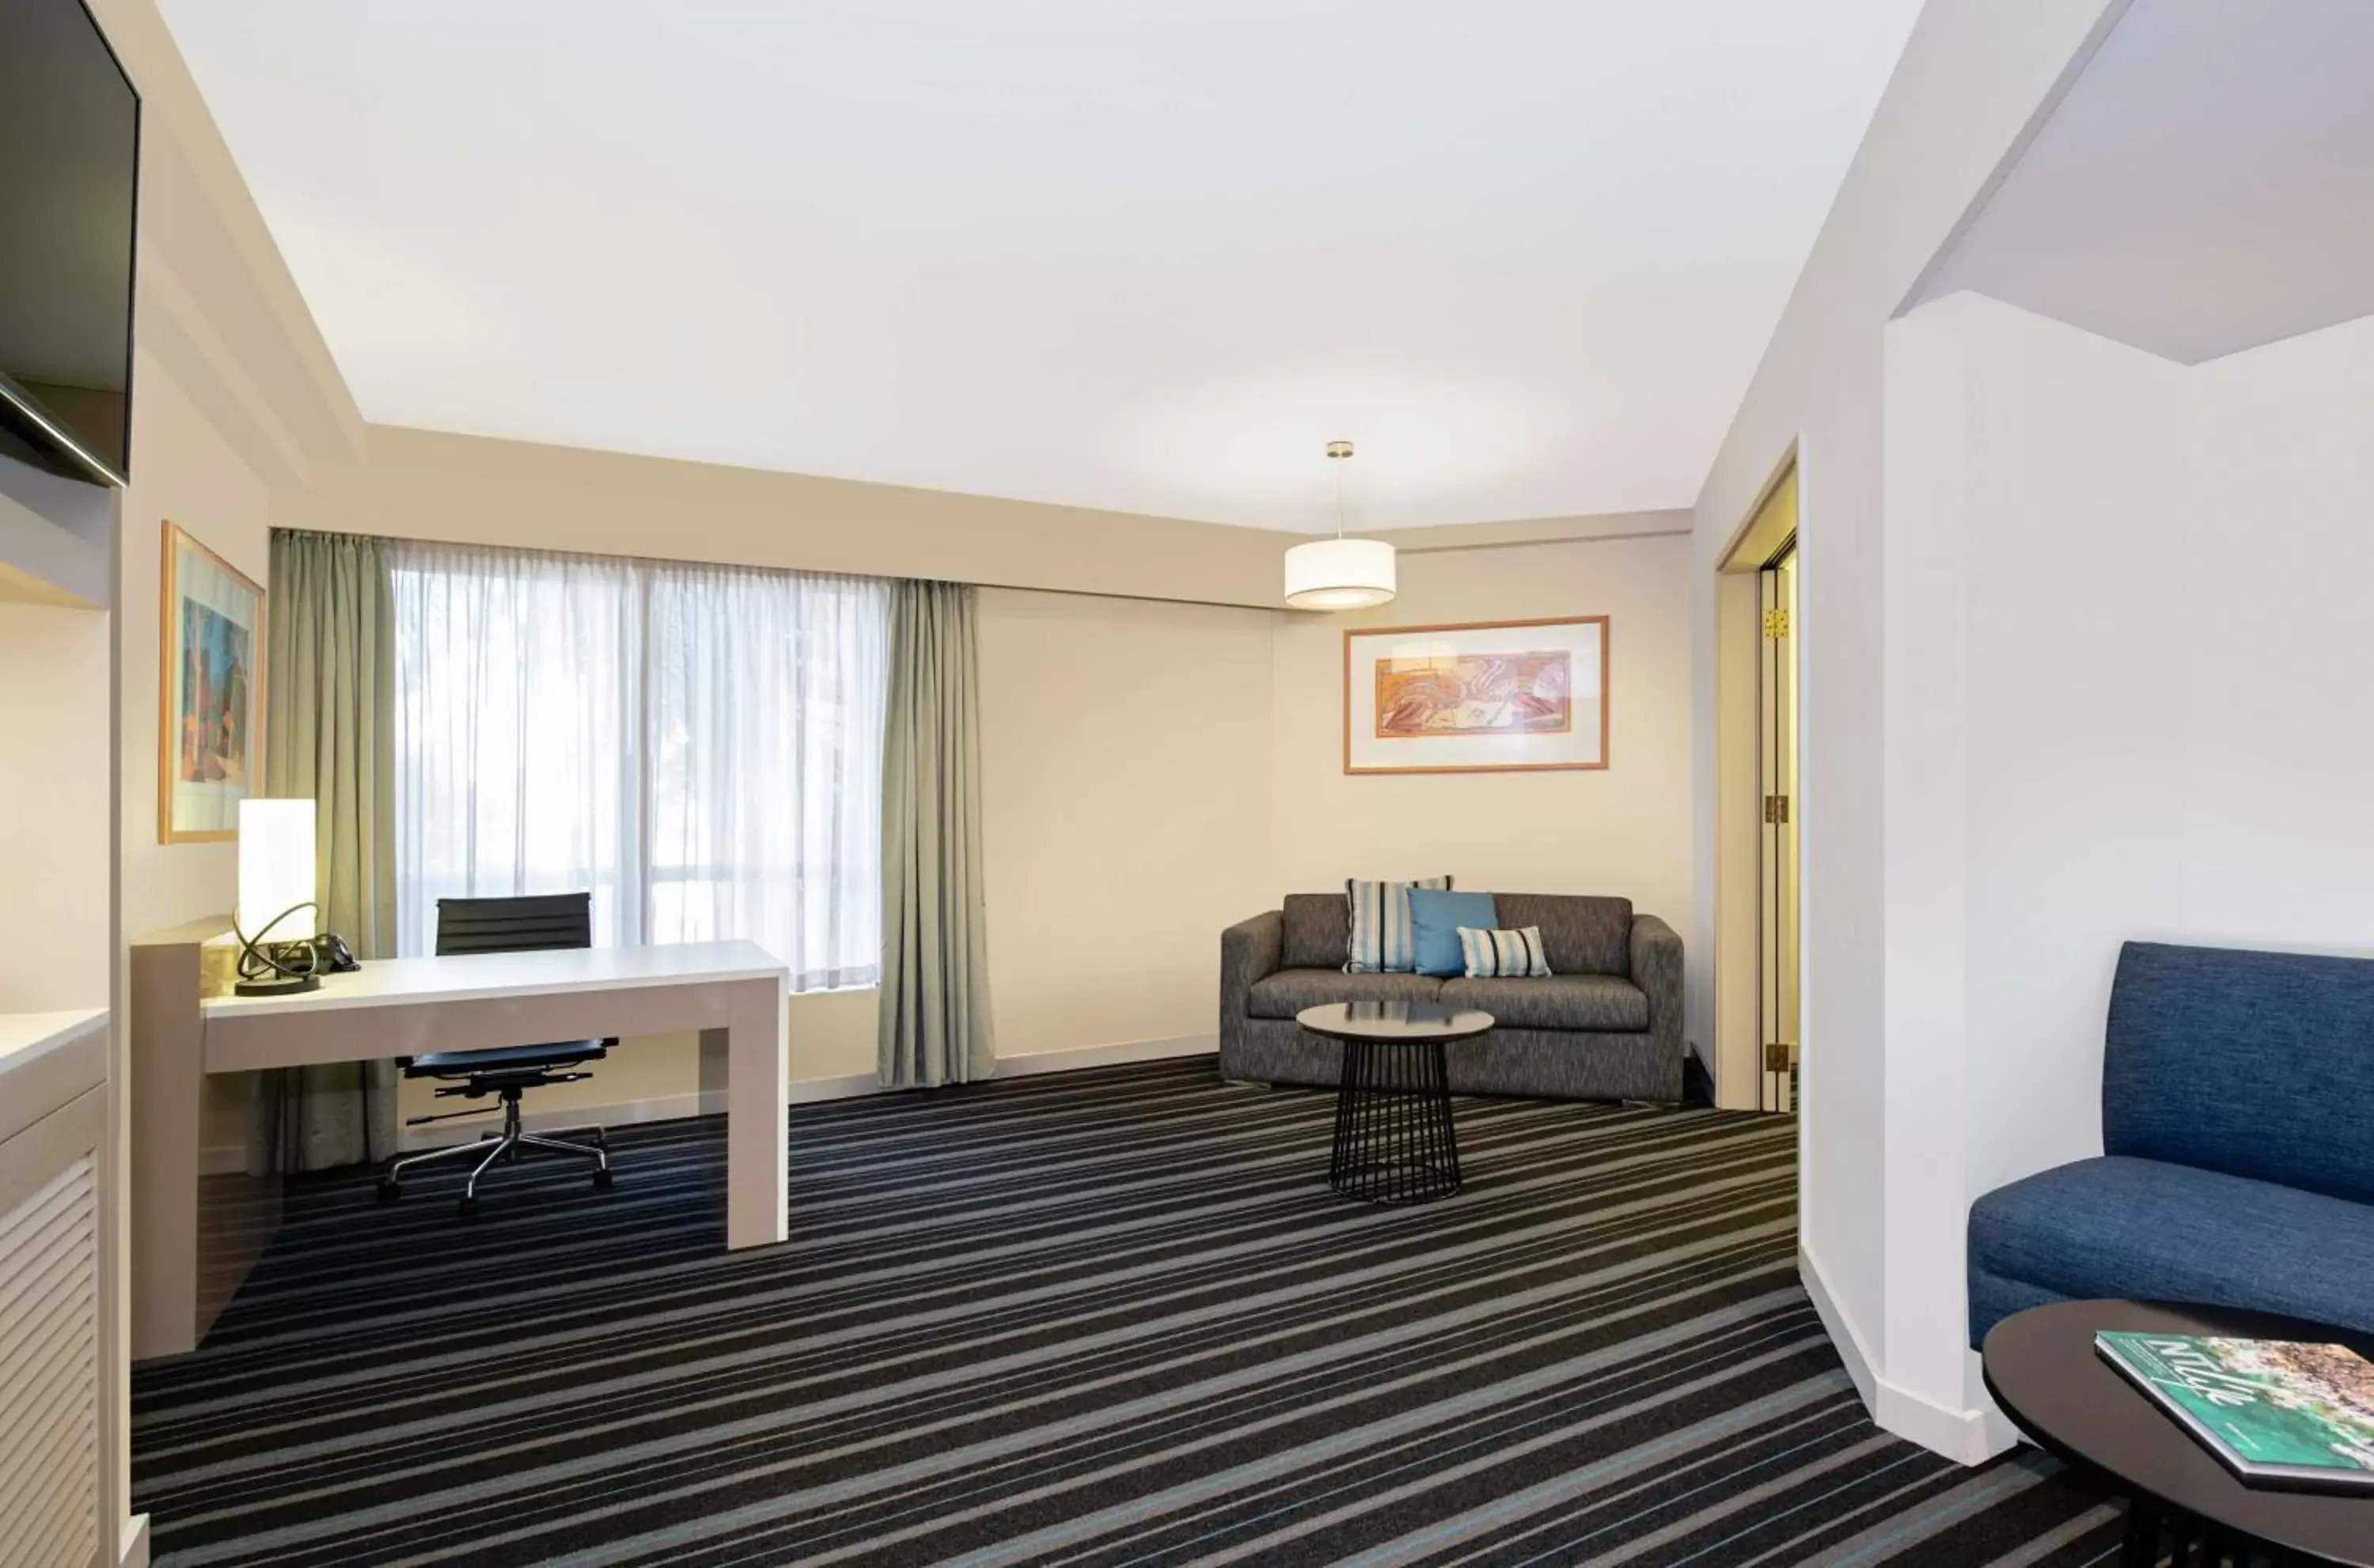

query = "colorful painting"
[159,522,266,843]
[177,600,252,786]
[1375,650,1572,739]
[1344,616,1608,775]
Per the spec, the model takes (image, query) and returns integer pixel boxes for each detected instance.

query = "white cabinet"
[0,1013,108,1568]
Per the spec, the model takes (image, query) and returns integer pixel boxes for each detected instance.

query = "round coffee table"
[1981,1300,2374,1566]
[1295,1001,1492,1204]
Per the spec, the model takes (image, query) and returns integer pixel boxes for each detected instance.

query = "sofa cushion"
[1493,894,1633,977]
[1409,888,1497,977]
[1346,877,1453,973]
[1439,975,1648,1032]
[2106,941,2374,1205]
[1247,968,1443,1021]
[1456,926,1553,979]
[1967,1155,2374,1343]
[1280,895,1352,971]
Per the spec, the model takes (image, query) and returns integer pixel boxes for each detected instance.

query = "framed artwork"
[158,522,266,843]
[1344,615,1609,775]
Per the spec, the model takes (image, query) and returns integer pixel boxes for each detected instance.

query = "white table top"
[0,1007,108,1073]
[200,940,786,1018]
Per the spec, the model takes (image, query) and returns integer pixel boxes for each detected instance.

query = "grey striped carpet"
[131,1056,2128,1566]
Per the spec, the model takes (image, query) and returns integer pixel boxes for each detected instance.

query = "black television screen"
[0,0,138,487]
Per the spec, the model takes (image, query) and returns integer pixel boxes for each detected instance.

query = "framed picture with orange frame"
[1344,615,1608,775]
[158,521,265,843]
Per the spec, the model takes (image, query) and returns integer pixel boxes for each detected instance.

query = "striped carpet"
[131,1056,2129,1566]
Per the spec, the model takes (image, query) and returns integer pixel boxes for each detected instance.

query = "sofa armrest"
[1629,914,1684,1053]
[1221,911,1283,1010]
[1219,911,1284,1072]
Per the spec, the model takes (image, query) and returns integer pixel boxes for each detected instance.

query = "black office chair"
[377,892,617,1218]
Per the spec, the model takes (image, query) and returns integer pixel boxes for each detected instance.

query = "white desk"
[131,936,787,1358]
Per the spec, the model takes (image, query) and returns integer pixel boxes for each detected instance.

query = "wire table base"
[1328,1038,1463,1204]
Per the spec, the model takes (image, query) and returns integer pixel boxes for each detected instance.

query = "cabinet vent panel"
[0,1158,98,1568]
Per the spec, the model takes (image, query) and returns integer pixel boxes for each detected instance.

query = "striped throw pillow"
[1344,877,1453,973]
[1458,926,1553,979]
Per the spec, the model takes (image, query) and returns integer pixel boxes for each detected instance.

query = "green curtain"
[878,579,995,1088]
[253,528,400,1172]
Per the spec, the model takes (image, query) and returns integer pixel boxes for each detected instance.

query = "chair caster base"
[594,1168,613,1191]
[377,1179,400,1204]
[457,1195,480,1219]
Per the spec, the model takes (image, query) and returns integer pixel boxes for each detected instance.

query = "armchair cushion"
[1967,1155,2374,1345]
[2105,941,2374,1204]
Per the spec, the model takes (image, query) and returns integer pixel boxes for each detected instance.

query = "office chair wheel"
[377,1178,401,1204]
[594,1168,613,1191]
[457,1195,480,1220]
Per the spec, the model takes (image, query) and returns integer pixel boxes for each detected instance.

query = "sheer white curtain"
[389,540,888,990]
[644,560,886,989]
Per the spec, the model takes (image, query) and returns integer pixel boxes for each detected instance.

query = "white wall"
[1687,0,2127,1449]
[1273,529,1694,927]
[1874,292,2374,1452]
[1879,291,2190,1437]
[2176,311,2374,950]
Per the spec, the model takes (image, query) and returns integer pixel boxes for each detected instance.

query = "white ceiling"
[1917,0,2374,365]
[159,1,1921,531]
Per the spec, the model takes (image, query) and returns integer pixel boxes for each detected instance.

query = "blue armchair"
[1966,940,2374,1348]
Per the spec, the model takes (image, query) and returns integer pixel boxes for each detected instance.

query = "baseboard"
[1874,1370,2018,1466]
[120,1513,150,1568]
[1797,1242,1879,1411]
[995,1033,1217,1079]
[1799,1244,2016,1464]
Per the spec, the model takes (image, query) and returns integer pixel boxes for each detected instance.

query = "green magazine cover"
[2095,1331,2374,1490]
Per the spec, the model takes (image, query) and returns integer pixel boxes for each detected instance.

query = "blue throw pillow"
[1409,888,1497,977]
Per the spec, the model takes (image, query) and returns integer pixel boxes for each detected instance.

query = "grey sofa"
[1219,892,1685,1101]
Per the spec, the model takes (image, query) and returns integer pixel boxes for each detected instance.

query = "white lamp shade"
[1283,537,1397,611]
[238,798,317,941]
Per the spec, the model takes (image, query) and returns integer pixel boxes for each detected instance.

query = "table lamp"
[234,797,320,995]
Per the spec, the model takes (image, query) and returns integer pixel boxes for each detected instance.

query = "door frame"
[1712,443,1803,1112]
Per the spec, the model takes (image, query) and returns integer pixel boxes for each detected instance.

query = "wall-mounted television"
[0,0,138,488]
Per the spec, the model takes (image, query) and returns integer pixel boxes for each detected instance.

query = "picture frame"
[158,521,266,843]
[1344,615,1609,775]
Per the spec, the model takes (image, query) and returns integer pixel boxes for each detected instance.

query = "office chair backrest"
[434,892,595,957]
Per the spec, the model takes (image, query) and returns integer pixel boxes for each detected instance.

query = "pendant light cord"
[1328,438,1353,540]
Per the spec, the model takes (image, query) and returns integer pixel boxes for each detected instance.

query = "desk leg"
[710,975,787,1248]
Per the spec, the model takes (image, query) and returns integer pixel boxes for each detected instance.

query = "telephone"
[309,931,362,974]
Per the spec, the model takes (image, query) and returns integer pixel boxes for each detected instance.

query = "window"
[390,541,888,990]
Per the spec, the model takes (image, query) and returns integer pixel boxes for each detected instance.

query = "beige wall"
[0,604,111,1011]
[285,426,1301,611]
[1272,528,1694,927]
[977,588,1275,1057]
[118,353,275,947]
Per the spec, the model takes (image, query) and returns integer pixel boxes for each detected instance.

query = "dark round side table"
[1981,1299,2374,1567]
[1295,1001,1493,1205]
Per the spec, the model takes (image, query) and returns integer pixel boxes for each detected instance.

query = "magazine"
[2095,1331,2374,1492]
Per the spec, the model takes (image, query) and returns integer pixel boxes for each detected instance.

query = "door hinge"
[1764,1042,1792,1073]
[1762,608,1791,640]
[1763,793,1791,824]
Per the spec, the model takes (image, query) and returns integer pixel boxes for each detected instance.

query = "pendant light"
[1283,440,1396,610]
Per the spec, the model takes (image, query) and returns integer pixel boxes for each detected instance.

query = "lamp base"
[234,973,320,998]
